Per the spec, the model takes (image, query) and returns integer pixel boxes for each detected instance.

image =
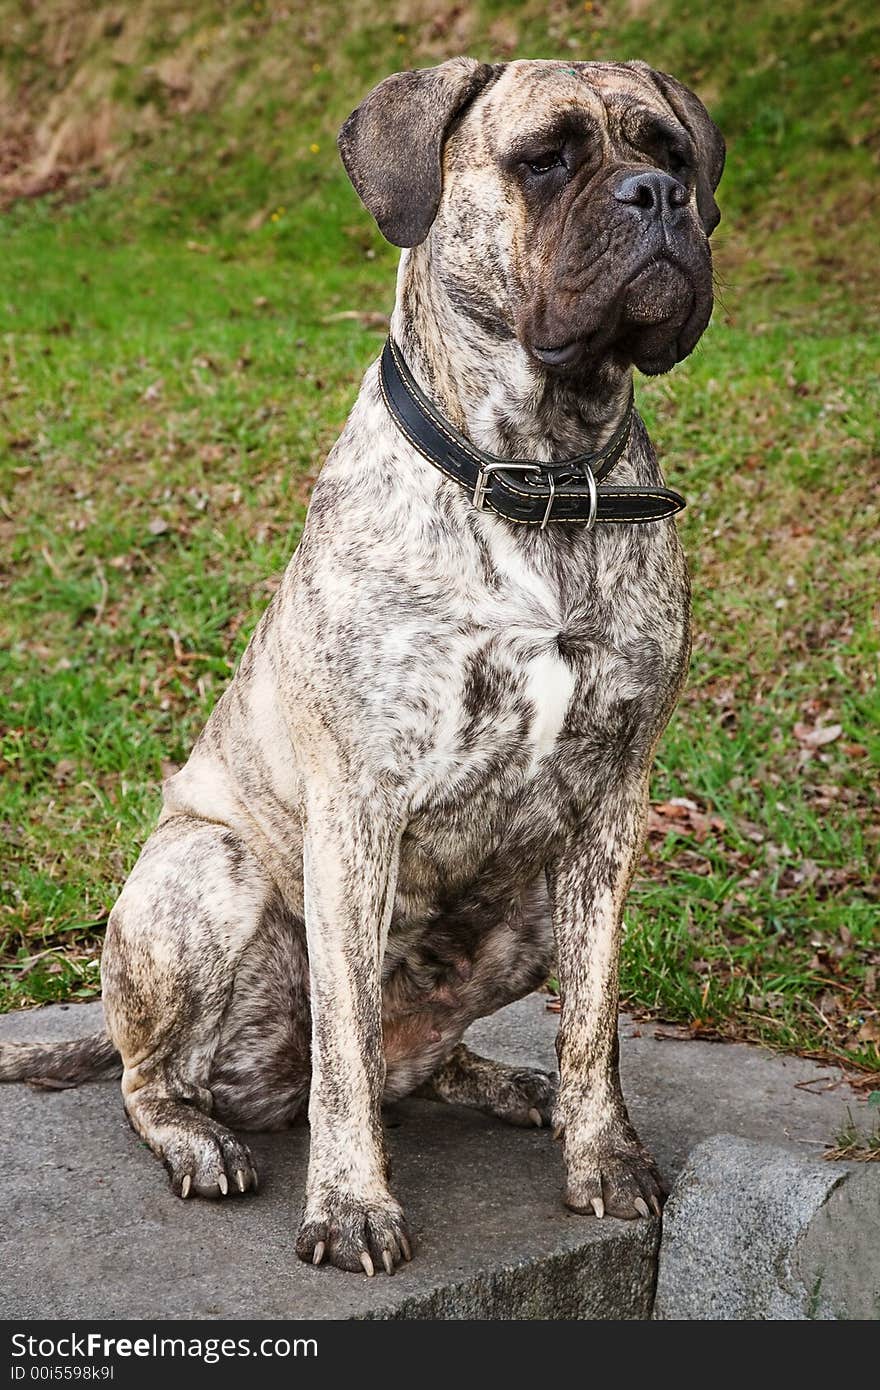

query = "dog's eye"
[525,151,565,175]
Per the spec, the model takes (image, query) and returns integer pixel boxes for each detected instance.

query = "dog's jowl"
[0,59,723,1275]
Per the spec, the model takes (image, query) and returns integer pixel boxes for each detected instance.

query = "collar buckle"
[472,461,540,512]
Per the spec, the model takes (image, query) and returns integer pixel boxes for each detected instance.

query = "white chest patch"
[470,517,577,779]
[522,646,576,775]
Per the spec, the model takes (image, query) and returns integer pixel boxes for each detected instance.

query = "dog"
[0,58,723,1276]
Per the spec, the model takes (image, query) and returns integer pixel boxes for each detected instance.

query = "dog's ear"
[629,63,725,236]
[338,58,496,248]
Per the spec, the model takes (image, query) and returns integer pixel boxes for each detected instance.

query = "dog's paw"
[296,1194,413,1275]
[562,1135,664,1220]
[490,1067,558,1128]
[162,1121,259,1200]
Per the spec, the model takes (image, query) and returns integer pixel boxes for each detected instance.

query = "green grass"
[1,0,878,1075]
[826,1093,880,1162]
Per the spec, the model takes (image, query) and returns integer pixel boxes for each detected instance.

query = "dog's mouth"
[532,340,583,368]
[621,257,692,326]
[530,255,698,373]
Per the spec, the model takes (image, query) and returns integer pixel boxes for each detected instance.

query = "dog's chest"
[410,627,574,805]
[396,634,571,910]
[396,554,610,896]
[391,515,683,911]
[410,537,574,798]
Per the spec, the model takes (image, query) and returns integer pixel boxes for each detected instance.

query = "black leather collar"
[379,337,685,528]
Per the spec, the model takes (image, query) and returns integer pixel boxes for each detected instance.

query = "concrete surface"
[653,1135,880,1319]
[0,993,873,1320]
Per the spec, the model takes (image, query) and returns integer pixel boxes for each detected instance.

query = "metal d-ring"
[540,472,556,530]
[585,466,598,530]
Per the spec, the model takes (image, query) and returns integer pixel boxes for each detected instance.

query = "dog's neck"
[389,246,633,464]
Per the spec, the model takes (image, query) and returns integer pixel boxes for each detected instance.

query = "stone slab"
[0,995,870,1319]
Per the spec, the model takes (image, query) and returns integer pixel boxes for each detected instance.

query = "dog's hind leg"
[209,895,311,1131]
[417,1044,557,1128]
[102,814,275,1199]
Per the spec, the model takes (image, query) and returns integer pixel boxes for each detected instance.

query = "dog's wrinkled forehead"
[463,60,680,159]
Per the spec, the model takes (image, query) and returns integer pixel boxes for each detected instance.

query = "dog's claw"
[565,1140,663,1220]
[296,1201,411,1275]
[164,1125,256,1204]
[250,1167,259,1192]
[552,1123,564,1141]
[528,1108,543,1128]
[650,1193,663,1217]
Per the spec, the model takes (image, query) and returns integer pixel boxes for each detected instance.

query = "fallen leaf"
[794,721,843,748]
[245,209,269,232]
[322,310,390,330]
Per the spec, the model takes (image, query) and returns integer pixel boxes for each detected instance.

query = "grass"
[826,1094,880,1162]
[0,0,878,1077]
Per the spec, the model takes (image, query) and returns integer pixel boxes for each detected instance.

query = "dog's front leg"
[295,789,411,1275]
[547,777,663,1220]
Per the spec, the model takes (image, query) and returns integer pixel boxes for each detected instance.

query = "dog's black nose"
[613,170,688,221]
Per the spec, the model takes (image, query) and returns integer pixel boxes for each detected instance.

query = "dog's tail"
[0,1032,121,1086]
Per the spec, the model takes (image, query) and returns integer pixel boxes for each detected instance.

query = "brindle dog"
[0,58,724,1276]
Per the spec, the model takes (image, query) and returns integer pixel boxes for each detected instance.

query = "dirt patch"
[0,1,257,204]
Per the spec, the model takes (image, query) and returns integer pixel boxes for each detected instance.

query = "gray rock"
[653,1135,880,1320]
[794,1165,880,1321]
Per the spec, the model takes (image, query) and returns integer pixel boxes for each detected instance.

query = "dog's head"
[339,58,724,378]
